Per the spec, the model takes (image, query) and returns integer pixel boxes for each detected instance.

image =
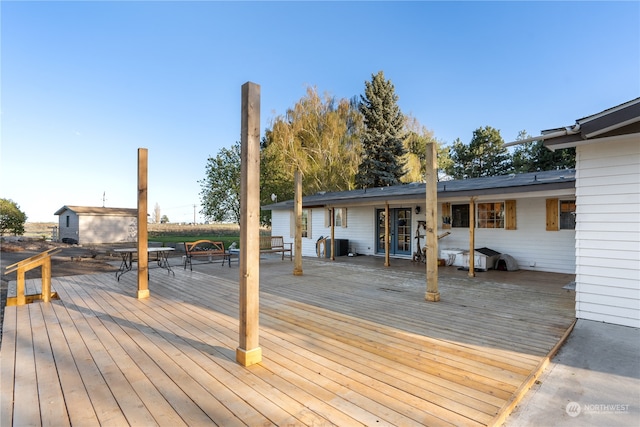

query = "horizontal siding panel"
[576,204,639,214]
[577,292,639,310]
[577,301,640,320]
[579,173,639,188]
[575,192,640,204]
[576,256,638,270]
[578,274,639,290]
[578,161,640,176]
[577,231,639,243]
[576,183,640,197]
[577,265,640,281]
[576,247,640,262]
[576,212,640,223]
[577,239,640,252]
[577,222,640,233]
[577,309,640,328]
[578,283,640,299]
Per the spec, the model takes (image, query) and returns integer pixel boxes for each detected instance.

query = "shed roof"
[266,169,575,210]
[54,206,138,216]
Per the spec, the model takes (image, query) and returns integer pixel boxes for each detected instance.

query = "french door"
[376,208,412,256]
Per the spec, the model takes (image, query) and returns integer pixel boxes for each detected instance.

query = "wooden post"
[384,202,390,267]
[137,148,149,299]
[16,268,25,306]
[293,169,303,276]
[330,208,335,261]
[425,141,440,302]
[468,197,476,278]
[42,257,52,303]
[237,82,262,367]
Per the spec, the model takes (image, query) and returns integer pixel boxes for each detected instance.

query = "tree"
[401,115,452,182]
[261,86,363,213]
[355,71,407,188]
[446,126,512,179]
[199,142,241,223]
[160,215,169,224]
[0,198,27,236]
[511,129,576,172]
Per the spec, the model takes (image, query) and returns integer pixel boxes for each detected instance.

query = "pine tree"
[355,71,407,188]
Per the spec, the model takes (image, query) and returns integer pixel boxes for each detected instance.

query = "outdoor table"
[114,247,175,281]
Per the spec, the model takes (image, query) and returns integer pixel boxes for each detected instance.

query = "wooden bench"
[183,240,235,270]
[260,235,292,261]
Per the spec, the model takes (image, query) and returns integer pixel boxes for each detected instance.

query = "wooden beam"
[330,208,335,261]
[425,141,440,302]
[468,197,476,278]
[237,81,262,367]
[137,148,149,299]
[384,203,390,267]
[293,169,303,276]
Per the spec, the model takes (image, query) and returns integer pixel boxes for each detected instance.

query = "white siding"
[574,137,640,328]
[78,215,137,244]
[438,196,576,274]
[58,210,79,243]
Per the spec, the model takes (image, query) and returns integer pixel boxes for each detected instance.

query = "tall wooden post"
[330,208,336,261]
[384,202,390,267]
[237,82,262,366]
[137,148,149,299]
[425,141,440,302]
[293,169,303,276]
[468,197,476,278]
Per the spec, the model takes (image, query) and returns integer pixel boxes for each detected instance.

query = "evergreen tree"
[446,126,512,179]
[512,130,576,172]
[355,71,407,188]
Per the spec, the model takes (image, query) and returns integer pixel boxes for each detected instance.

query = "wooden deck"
[1,256,576,426]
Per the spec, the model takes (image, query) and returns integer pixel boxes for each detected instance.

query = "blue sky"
[1,1,638,223]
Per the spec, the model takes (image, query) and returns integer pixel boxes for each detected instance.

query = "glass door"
[376,208,412,256]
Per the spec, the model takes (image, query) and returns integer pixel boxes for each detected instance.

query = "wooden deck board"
[2,257,576,426]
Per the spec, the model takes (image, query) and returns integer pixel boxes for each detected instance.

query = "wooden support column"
[330,208,335,261]
[384,202,390,267]
[468,197,476,278]
[137,148,149,299]
[41,257,52,303]
[425,141,440,302]
[237,82,262,367]
[293,169,303,276]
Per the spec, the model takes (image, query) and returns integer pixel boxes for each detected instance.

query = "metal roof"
[265,169,576,210]
[54,206,138,216]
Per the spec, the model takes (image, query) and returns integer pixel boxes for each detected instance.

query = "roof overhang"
[504,97,640,150]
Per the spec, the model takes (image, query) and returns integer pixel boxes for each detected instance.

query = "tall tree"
[512,129,576,172]
[199,142,241,223]
[0,198,27,236]
[355,71,407,188]
[446,126,512,179]
[261,86,363,199]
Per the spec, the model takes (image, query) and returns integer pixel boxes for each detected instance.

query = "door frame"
[376,207,412,256]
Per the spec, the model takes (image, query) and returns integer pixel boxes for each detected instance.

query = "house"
[54,206,138,245]
[529,97,639,328]
[266,168,577,275]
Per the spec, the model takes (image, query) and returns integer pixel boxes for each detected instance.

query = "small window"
[66,215,70,227]
[560,200,576,230]
[477,202,504,229]
[451,204,469,228]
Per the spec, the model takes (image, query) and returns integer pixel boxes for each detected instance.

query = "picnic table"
[113,247,175,281]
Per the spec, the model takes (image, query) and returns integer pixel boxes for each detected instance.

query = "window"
[560,200,576,230]
[451,204,469,228]
[477,202,504,228]
[325,208,347,228]
[66,215,70,227]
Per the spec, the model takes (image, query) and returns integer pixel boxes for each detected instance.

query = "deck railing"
[5,247,61,306]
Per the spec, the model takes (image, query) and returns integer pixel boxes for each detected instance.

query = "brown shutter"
[505,200,516,230]
[546,198,559,231]
[441,202,451,229]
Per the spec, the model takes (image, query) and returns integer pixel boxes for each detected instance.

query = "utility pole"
[102,191,106,207]
[193,204,196,225]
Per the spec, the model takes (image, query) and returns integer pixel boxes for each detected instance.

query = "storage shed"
[54,206,138,245]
